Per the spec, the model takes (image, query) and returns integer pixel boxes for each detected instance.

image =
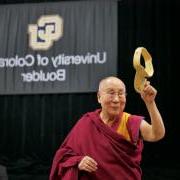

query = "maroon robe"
[49,109,144,180]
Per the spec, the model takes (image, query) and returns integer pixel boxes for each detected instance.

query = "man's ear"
[97,92,101,104]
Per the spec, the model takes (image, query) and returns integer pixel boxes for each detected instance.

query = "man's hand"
[140,81,157,104]
[78,156,98,173]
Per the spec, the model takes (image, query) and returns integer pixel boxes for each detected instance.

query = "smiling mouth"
[111,106,120,109]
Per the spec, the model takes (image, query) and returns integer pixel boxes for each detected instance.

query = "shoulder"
[128,114,144,129]
[125,112,144,131]
[121,112,144,131]
[75,109,100,126]
[124,112,144,122]
[80,109,100,120]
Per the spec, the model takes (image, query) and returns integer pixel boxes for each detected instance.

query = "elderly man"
[49,76,165,180]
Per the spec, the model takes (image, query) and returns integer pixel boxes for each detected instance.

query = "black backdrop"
[0,0,179,179]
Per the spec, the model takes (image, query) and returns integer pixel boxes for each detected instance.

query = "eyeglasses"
[105,91,127,99]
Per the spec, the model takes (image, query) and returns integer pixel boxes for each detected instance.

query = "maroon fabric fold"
[49,109,144,180]
[127,115,144,144]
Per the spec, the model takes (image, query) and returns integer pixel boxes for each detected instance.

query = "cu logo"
[28,15,63,50]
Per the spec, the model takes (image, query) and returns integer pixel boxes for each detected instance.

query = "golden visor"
[133,47,154,93]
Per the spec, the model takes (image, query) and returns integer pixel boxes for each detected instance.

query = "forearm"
[145,101,165,140]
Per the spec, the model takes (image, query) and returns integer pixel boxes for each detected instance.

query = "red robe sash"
[49,109,143,180]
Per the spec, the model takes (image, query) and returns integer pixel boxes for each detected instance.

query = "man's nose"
[112,94,120,102]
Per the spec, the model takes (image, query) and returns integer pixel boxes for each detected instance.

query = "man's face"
[97,78,126,117]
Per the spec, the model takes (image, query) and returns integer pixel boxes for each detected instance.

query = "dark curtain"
[0,93,99,179]
[0,0,179,179]
[118,0,179,179]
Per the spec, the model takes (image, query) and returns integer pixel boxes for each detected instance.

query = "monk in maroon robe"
[49,76,165,180]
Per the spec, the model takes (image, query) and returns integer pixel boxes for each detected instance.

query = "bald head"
[98,76,126,92]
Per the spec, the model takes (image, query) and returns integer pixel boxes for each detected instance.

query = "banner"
[0,1,117,94]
